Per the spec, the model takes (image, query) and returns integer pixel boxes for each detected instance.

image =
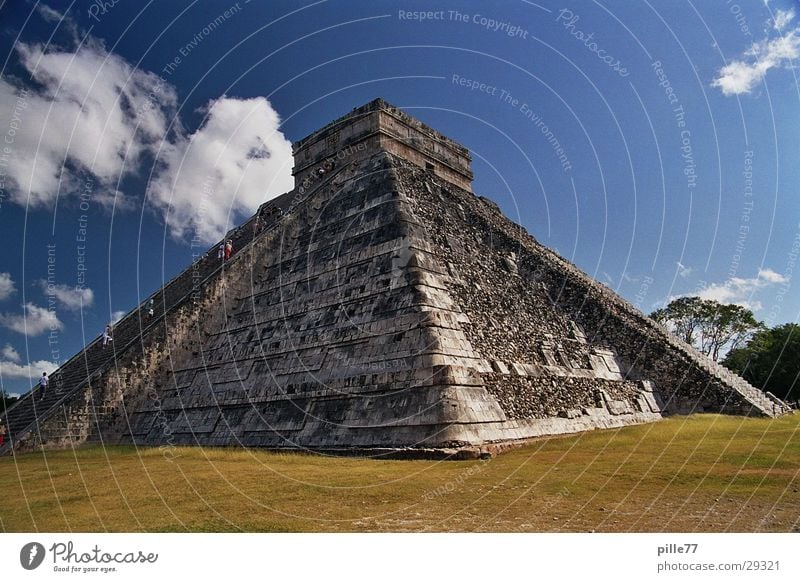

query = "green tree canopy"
[650,297,761,361]
[723,323,800,403]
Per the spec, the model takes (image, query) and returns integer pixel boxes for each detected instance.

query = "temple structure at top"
[292,98,473,192]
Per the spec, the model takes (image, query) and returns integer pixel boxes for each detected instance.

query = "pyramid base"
[114,407,665,460]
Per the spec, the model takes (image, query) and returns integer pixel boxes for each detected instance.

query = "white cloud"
[147,96,294,244]
[712,29,800,95]
[0,40,178,207]
[0,273,16,301]
[0,303,63,336]
[0,359,59,380]
[95,189,136,212]
[38,280,93,311]
[2,344,20,362]
[692,268,788,310]
[676,261,693,279]
[773,8,795,31]
[35,4,66,23]
[110,310,126,325]
[1,36,293,244]
[755,267,788,283]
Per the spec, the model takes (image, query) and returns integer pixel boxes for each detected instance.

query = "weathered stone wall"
[11,283,221,452]
[104,152,504,451]
[393,160,661,425]
[392,157,783,421]
[482,374,642,419]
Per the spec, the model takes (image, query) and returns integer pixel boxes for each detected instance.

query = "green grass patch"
[1,414,798,532]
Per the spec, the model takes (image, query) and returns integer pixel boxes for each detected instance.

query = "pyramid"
[2,99,789,458]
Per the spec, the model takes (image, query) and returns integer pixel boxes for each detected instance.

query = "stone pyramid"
[2,99,788,458]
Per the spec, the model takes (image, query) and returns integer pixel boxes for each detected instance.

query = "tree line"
[650,297,798,404]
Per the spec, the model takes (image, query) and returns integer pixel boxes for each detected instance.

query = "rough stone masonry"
[3,99,789,458]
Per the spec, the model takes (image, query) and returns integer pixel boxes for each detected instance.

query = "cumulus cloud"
[755,268,788,283]
[38,280,94,311]
[676,261,693,279]
[147,96,294,244]
[693,268,788,310]
[0,359,59,380]
[110,310,126,325]
[0,303,63,336]
[0,41,178,207]
[2,344,21,362]
[1,22,293,245]
[712,23,800,95]
[0,273,16,301]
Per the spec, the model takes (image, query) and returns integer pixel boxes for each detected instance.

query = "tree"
[651,296,705,345]
[723,323,800,403]
[650,297,761,361]
[698,302,761,361]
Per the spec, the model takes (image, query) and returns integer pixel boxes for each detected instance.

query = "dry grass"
[1,413,798,532]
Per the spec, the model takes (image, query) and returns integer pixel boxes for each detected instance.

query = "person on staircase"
[102,324,114,348]
[0,421,6,446]
[224,240,233,261]
[38,372,48,401]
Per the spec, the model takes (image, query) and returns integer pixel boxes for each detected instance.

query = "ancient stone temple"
[1,99,789,458]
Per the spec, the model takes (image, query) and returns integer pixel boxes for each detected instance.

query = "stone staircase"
[662,332,791,417]
[561,254,791,417]
[0,162,354,455]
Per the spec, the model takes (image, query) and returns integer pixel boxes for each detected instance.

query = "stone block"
[510,363,528,376]
[491,360,510,375]
[607,400,633,416]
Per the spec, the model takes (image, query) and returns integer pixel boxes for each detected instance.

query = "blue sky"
[0,0,798,395]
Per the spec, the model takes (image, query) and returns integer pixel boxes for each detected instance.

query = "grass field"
[1,414,798,532]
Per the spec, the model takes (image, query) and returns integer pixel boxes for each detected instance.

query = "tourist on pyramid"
[102,324,113,347]
[38,372,48,400]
